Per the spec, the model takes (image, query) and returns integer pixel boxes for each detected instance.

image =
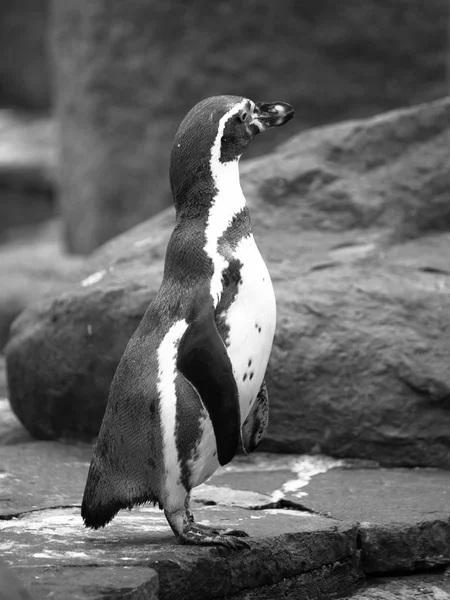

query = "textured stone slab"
[204,453,349,508]
[222,558,361,600]
[294,466,450,523]
[0,442,92,515]
[12,566,159,600]
[208,457,450,575]
[343,572,450,599]
[292,466,450,574]
[0,560,33,600]
[2,442,450,597]
[0,220,83,350]
[0,445,344,517]
[0,398,32,445]
[0,506,357,600]
[360,521,450,574]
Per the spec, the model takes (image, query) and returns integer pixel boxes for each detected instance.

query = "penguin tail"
[81,459,125,529]
[81,452,158,529]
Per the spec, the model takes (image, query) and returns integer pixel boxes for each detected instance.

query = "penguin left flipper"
[177,298,240,467]
[241,380,269,454]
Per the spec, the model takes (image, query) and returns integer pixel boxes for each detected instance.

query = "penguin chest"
[218,234,276,423]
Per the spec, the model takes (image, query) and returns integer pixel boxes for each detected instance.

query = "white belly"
[222,235,276,423]
[188,234,276,490]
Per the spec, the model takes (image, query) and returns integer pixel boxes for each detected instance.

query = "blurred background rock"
[1,0,448,255]
[0,0,449,461]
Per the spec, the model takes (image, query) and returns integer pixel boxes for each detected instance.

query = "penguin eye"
[238,111,248,123]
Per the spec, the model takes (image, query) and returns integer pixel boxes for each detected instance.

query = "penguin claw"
[178,525,250,549]
[221,528,249,538]
[191,522,249,537]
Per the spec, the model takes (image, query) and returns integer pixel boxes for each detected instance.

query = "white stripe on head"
[204,99,249,307]
[157,319,189,506]
[246,100,264,132]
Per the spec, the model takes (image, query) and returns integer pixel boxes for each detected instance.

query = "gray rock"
[0,220,83,350]
[0,505,358,600]
[0,355,7,397]
[51,0,448,253]
[5,97,450,467]
[9,566,158,600]
[2,443,450,598]
[360,521,450,575]
[342,573,450,600]
[0,398,31,445]
[0,110,56,238]
[0,561,32,600]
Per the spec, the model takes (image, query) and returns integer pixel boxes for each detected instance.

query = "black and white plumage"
[81,95,294,548]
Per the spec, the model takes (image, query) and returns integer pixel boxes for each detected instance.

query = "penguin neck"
[210,157,247,221]
[174,155,249,227]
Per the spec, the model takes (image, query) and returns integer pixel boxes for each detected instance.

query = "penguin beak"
[251,101,294,132]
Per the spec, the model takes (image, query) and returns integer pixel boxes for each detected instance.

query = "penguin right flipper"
[177,298,240,467]
[241,380,269,454]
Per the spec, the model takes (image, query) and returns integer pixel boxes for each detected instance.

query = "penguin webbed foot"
[180,523,250,549]
[165,506,250,549]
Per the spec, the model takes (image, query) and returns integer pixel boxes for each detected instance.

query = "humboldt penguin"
[81,95,294,548]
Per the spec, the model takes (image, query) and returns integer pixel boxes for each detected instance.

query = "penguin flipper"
[241,380,269,454]
[177,302,240,467]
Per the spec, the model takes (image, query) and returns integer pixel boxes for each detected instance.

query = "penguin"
[81,95,294,549]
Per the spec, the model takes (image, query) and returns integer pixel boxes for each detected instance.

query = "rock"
[1,506,358,600]
[277,462,450,574]
[0,399,31,445]
[360,521,450,575]
[5,97,450,467]
[0,111,62,346]
[51,0,448,253]
[0,355,7,397]
[2,444,450,598]
[0,110,56,238]
[208,454,450,575]
[12,567,158,600]
[0,0,50,110]
[0,561,33,600]
[0,442,92,515]
[226,561,362,600]
[0,220,83,350]
[1,505,359,599]
[343,573,450,600]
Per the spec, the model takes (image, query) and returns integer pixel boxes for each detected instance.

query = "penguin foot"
[179,524,250,549]
[192,521,249,537]
[165,500,250,549]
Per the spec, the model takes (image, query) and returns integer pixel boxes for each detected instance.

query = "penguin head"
[170,95,294,209]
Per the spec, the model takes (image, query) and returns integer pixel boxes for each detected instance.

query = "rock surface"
[0,109,62,348]
[1,441,450,599]
[0,220,83,350]
[0,560,33,600]
[52,0,448,253]
[343,573,450,600]
[0,110,56,237]
[6,97,450,468]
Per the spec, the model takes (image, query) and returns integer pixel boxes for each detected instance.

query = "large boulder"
[51,0,448,253]
[6,97,450,467]
[0,220,83,350]
[0,110,56,237]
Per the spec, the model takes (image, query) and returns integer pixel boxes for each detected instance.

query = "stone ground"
[1,367,449,600]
